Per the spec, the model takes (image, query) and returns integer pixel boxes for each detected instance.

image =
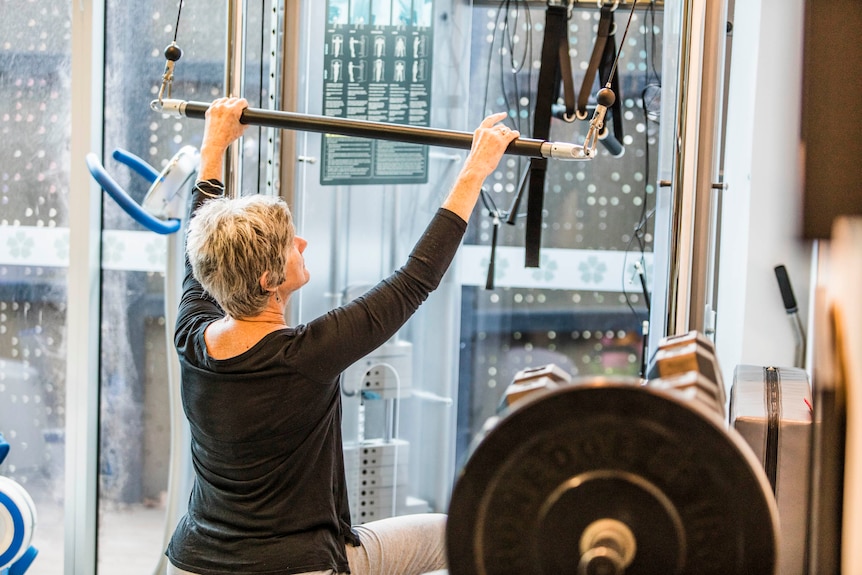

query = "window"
[456,3,661,460]
[0,2,73,574]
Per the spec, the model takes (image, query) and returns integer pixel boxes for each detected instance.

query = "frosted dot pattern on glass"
[467,4,661,253]
[0,289,67,484]
[1,3,71,228]
[0,0,71,505]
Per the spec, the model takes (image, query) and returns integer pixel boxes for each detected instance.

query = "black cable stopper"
[597,87,616,107]
[164,42,183,62]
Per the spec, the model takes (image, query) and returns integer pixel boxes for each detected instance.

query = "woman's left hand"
[462,112,520,181]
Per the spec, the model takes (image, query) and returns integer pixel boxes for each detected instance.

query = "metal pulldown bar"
[151,98,596,161]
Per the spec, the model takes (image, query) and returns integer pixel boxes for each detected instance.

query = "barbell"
[446,333,779,575]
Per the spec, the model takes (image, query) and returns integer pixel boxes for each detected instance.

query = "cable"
[603,0,638,94]
[644,1,661,85]
[618,0,661,376]
[621,0,660,312]
[158,0,186,105]
[499,1,534,135]
[172,0,184,43]
[504,159,532,225]
[641,0,662,121]
[480,1,534,232]
[483,1,534,130]
[480,188,503,290]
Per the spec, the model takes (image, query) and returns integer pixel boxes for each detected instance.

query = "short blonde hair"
[186,194,294,319]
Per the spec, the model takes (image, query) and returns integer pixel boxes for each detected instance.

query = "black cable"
[500,2,534,226]
[645,1,661,85]
[480,188,503,290]
[481,2,534,249]
[172,0,185,43]
[159,0,186,103]
[505,160,531,225]
[603,0,638,92]
[494,1,534,142]
[636,2,662,374]
[480,186,499,215]
[632,0,661,248]
[499,1,533,135]
[620,0,661,376]
[497,6,516,125]
[481,2,501,117]
[621,208,654,318]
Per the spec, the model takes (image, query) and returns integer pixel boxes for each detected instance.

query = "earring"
[275,292,280,302]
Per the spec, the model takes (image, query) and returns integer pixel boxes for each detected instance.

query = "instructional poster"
[321,0,434,185]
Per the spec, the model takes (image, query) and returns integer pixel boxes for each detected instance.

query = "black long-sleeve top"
[165,181,466,575]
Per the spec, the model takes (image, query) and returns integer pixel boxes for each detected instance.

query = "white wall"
[715,0,813,380]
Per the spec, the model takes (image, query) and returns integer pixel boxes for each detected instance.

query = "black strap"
[599,23,624,143]
[557,27,576,120]
[763,366,781,494]
[577,5,614,118]
[525,4,570,268]
[525,158,549,267]
[486,218,499,290]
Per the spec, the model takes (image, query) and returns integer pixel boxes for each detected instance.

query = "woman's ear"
[259,270,272,292]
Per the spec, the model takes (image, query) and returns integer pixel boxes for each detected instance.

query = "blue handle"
[6,546,38,575]
[86,153,181,235]
[0,434,8,466]
[111,149,160,184]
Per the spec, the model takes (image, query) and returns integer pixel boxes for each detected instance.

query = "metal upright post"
[224,0,248,197]
[664,0,729,337]
[67,1,104,573]
[690,0,729,338]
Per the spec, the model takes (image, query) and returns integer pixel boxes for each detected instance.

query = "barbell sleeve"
[152,99,593,161]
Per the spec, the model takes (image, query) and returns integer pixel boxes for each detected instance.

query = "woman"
[166,96,519,575]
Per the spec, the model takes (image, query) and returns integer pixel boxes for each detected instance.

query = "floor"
[30,502,166,575]
[32,502,451,574]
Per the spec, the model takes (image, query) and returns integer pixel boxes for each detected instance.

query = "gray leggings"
[167,513,448,575]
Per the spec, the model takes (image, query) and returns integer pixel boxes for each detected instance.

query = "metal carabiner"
[598,0,621,10]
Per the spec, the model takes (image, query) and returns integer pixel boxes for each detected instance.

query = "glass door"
[292,0,474,517]
[291,0,669,511]
[0,2,73,574]
[96,1,277,573]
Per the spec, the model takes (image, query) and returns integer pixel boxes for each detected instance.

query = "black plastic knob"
[597,87,616,107]
[164,43,183,62]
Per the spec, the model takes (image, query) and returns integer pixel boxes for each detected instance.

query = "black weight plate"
[446,378,778,575]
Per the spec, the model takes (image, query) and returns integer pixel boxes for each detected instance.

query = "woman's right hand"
[202,97,248,152]
[198,97,248,181]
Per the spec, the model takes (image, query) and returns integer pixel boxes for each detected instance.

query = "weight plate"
[447,378,778,575]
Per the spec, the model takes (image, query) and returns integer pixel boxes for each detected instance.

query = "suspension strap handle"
[577,5,615,118]
[525,3,572,267]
